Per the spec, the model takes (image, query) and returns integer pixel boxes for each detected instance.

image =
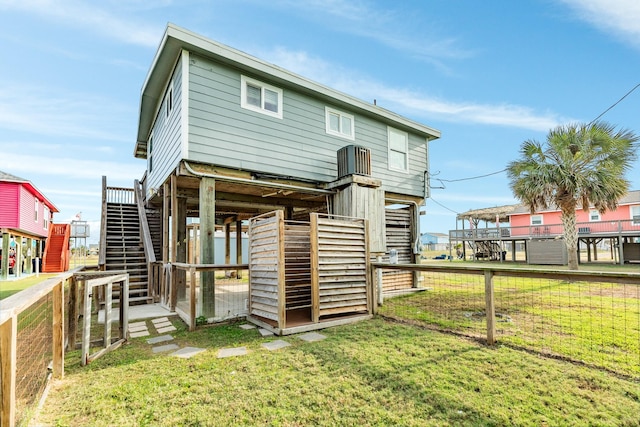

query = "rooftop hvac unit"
[337,145,372,179]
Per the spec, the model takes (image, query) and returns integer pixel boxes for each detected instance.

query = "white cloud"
[267,0,472,66]
[0,84,133,142]
[267,48,565,131]
[0,0,161,47]
[558,0,640,48]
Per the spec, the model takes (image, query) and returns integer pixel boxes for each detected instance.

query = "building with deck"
[449,190,640,264]
[100,24,441,334]
[0,170,59,279]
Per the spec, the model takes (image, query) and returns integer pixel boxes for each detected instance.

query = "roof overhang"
[135,23,441,159]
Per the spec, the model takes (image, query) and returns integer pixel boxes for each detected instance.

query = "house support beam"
[1,232,9,280]
[176,196,187,300]
[236,220,242,279]
[199,177,216,317]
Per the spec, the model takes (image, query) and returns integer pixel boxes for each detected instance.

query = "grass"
[35,317,640,426]
[380,271,640,379]
[0,273,57,300]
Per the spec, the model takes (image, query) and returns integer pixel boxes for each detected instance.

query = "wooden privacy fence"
[373,263,640,379]
[248,211,370,333]
[0,272,72,427]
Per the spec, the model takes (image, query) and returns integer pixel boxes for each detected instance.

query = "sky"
[1,0,639,244]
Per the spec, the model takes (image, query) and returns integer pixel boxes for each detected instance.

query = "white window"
[631,205,640,225]
[388,127,409,172]
[34,199,38,222]
[148,136,153,173]
[325,107,354,140]
[165,87,173,118]
[43,206,49,230]
[240,75,283,119]
[530,215,543,226]
[589,209,601,221]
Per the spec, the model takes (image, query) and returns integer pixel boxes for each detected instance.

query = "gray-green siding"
[186,53,428,198]
[146,56,183,194]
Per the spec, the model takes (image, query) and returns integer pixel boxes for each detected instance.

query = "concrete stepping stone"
[239,324,256,330]
[129,321,148,328]
[258,328,274,337]
[152,344,180,353]
[129,324,149,333]
[157,325,177,334]
[172,347,206,359]
[147,335,174,344]
[130,330,150,338]
[218,347,248,358]
[262,340,291,351]
[153,321,172,328]
[151,317,170,324]
[297,332,326,342]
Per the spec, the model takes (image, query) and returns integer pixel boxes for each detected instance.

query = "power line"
[588,82,640,125]
[434,168,507,183]
[428,197,459,214]
[429,82,640,186]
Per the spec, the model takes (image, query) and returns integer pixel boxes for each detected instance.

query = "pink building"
[450,190,640,264]
[0,170,58,278]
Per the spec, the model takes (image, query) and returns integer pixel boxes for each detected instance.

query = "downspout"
[183,162,335,196]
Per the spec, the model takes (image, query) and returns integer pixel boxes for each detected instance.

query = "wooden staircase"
[42,223,70,272]
[104,202,152,304]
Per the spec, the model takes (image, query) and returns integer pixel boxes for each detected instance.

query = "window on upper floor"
[589,209,601,221]
[241,75,283,119]
[325,107,354,140]
[34,199,38,222]
[148,136,153,173]
[165,87,173,118]
[530,215,543,226]
[43,206,49,230]
[388,127,409,172]
[631,205,640,225]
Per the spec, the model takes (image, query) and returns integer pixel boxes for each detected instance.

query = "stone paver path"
[262,340,291,351]
[297,332,327,342]
[172,347,206,358]
[153,344,180,353]
[129,321,150,338]
[218,347,248,358]
[138,319,327,360]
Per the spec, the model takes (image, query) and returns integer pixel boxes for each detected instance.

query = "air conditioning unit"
[337,145,372,179]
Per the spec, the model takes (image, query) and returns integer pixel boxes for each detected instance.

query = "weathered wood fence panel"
[312,214,369,320]
[249,211,283,324]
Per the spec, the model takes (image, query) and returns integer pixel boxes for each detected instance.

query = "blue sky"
[1,0,639,244]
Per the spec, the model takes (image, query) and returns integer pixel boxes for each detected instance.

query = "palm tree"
[507,121,638,270]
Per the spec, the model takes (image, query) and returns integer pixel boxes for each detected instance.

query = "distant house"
[0,170,58,278]
[421,232,449,251]
[451,190,640,264]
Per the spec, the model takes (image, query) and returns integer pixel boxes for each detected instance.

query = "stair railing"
[134,179,159,300]
[99,176,108,270]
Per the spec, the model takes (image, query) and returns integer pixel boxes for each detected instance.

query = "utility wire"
[435,168,507,183]
[588,82,640,125]
[429,82,640,186]
[428,197,459,214]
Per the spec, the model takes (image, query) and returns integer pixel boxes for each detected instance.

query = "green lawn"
[0,274,57,300]
[36,317,640,427]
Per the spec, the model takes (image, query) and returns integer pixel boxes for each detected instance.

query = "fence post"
[67,276,78,351]
[52,281,64,379]
[484,269,496,345]
[376,256,383,306]
[0,315,17,427]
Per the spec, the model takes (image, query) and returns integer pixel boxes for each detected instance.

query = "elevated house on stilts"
[101,24,441,334]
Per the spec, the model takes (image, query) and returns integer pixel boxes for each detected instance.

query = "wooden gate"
[248,211,370,334]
